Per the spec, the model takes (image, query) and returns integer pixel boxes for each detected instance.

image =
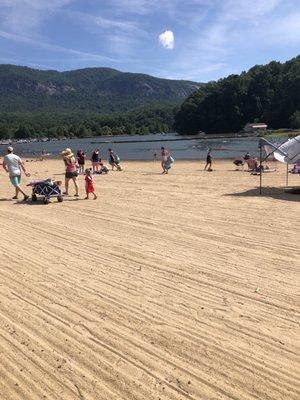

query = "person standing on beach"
[108,148,122,171]
[84,168,97,200]
[91,149,100,173]
[77,149,86,174]
[2,146,30,200]
[161,146,169,174]
[61,148,79,197]
[40,148,46,161]
[204,148,212,171]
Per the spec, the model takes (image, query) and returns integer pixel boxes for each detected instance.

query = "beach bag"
[165,155,174,170]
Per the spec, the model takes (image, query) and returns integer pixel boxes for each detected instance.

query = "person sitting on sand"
[290,161,300,174]
[161,146,169,174]
[2,146,30,200]
[245,158,258,171]
[85,168,97,200]
[204,148,212,171]
[61,148,79,197]
[99,162,109,174]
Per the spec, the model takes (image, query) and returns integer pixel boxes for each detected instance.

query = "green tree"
[290,111,300,129]
[14,125,31,139]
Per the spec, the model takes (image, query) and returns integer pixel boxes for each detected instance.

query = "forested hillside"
[0,65,199,113]
[0,65,201,138]
[174,56,300,134]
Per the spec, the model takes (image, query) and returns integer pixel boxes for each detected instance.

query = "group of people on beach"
[1,146,123,201]
[5,143,272,202]
[61,147,123,199]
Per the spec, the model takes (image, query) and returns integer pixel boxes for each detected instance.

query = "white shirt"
[4,153,22,177]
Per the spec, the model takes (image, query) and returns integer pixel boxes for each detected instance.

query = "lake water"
[1,133,278,161]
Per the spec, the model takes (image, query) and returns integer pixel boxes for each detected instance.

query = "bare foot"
[93,195,97,200]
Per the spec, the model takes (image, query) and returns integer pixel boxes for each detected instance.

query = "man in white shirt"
[3,146,30,200]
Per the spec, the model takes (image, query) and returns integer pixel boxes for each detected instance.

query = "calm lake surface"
[1,133,281,161]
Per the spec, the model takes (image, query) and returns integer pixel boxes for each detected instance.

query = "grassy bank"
[264,129,300,139]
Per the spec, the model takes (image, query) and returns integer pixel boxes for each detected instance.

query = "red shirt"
[85,175,94,192]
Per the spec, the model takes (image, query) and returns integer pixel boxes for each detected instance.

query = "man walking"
[204,148,212,171]
[3,146,30,200]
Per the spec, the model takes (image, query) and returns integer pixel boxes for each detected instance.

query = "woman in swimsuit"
[61,148,79,196]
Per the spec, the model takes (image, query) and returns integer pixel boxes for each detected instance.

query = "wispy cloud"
[0,0,299,80]
[0,29,115,62]
[95,16,140,32]
[159,30,174,50]
[0,0,74,35]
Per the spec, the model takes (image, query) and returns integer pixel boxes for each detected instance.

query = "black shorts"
[65,171,78,179]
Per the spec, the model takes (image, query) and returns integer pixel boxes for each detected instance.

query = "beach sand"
[0,159,299,400]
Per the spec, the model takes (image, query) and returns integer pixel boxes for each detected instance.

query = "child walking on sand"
[85,168,97,200]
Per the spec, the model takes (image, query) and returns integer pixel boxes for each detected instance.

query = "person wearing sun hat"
[2,146,30,200]
[61,148,79,196]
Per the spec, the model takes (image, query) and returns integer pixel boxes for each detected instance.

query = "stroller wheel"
[57,195,63,202]
[32,194,37,202]
[43,197,49,204]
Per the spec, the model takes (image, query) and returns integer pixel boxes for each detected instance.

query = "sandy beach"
[0,159,299,400]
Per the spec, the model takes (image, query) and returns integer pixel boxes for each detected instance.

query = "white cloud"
[159,30,174,49]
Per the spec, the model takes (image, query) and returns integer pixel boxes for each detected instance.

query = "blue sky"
[0,0,299,82]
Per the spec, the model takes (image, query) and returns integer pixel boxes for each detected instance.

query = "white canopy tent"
[273,135,300,164]
[259,135,300,194]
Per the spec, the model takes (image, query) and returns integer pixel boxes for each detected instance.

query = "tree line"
[174,55,300,134]
[0,104,178,140]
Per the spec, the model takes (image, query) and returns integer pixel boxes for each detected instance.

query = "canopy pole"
[259,143,262,195]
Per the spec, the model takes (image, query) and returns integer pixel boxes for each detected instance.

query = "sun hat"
[7,146,13,152]
[61,148,73,157]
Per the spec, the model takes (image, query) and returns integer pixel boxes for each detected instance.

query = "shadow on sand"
[224,186,300,202]
[14,197,84,206]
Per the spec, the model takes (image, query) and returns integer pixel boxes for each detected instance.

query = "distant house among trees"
[244,123,268,134]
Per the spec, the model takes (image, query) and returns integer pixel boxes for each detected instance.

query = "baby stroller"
[28,179,63,204]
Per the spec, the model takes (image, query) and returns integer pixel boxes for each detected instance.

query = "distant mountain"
[0,65,201,113]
